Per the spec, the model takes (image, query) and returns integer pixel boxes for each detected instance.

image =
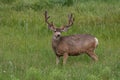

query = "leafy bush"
[12,0,53,11]
[50,0,74,6]
[0,0,16,4]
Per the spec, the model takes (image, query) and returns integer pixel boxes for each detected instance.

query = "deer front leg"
[63,53,68,64]
[56,56,60,65]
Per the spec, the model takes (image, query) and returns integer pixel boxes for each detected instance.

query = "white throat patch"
[53,36,60,40]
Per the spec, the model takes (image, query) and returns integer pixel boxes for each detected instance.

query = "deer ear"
[48,25,56,31]
[60,26,69,32]
[48,22,56,31]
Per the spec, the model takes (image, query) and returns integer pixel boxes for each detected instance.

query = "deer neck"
[52,36,61,41]
[52,36,61,47]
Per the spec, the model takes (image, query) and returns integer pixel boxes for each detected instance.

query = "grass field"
[0,0,120,80]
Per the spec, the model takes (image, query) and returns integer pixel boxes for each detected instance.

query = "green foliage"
[11,0,53,11]
[0,0,16,4]
[0,0,120,80]
[50,0,74,6]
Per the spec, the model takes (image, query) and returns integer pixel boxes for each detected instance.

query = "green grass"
[0,0,120,80]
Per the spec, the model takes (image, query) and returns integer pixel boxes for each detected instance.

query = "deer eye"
[54,30,57,32]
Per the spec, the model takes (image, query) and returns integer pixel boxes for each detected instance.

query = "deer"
[44,11,98,65]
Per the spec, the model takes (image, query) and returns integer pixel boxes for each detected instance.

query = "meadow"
[0,0,120,80]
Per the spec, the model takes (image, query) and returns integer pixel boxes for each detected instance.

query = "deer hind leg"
[63,53,68,65]
[87,51,98,61]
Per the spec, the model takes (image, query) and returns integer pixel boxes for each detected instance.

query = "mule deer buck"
[44,11,98,65]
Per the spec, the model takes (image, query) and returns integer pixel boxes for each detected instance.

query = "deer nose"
[55,32,61,38]
[57,34,60,37]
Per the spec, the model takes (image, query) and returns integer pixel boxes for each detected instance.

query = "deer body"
[52,34,98,56]
[44,11,98,64]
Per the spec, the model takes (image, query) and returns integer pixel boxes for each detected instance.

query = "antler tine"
[65,13,74,28]
[44,11,50,24]
[69,14,74,25]
[60,13,74,32]
[44,11,55,31]
[45,11,54,25]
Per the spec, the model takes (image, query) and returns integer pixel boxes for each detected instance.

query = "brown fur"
[52,34,98,64]
[52,34,98,55]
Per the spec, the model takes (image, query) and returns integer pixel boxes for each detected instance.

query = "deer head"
[44,11,74,40]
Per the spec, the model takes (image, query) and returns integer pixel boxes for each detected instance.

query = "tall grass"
[0,0,120,80]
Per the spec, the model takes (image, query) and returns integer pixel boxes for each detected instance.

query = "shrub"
[0,0,16,4]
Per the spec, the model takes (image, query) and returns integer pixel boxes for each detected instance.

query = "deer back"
[52,34,97,56]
